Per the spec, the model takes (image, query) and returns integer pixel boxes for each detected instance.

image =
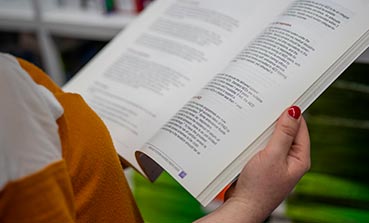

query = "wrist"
[195,198,268,223]
[224,197,269,223]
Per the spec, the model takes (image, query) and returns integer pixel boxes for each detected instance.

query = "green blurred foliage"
[286,62,369,222]
[133,171,205,223]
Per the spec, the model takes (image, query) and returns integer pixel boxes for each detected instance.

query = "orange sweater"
[0,59,143,222]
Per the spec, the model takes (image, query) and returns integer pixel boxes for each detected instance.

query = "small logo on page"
[179,171,187,179]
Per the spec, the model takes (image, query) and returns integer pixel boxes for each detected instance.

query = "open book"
[63,0,369,206]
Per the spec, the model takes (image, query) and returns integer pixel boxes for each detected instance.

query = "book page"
[63,0,293,172]
[139,0,369,205]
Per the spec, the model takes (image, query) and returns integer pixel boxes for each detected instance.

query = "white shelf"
[0,0,136,85]
[43,9,134,40]
[0,6,35,32]
[0,8,135,41]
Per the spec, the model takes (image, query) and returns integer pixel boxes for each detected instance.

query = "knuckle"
[299,160,311,174]
[305,159,311,172]
[279,122,297,139]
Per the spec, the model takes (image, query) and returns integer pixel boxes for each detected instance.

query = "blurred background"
[1,0,368,222]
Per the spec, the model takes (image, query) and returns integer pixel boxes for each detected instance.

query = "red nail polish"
[288,106,301,119]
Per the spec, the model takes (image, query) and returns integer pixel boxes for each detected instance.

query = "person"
[0,53,310,223]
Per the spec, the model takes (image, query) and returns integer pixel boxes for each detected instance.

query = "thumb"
[266,106,302,157]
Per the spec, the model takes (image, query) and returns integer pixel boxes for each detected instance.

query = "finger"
[288,117,311,171]
[266,106,302,158]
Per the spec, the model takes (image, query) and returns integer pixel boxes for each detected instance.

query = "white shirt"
[0,53,63,190]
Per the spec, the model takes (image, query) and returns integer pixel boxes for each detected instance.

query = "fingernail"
[288,106,301,119]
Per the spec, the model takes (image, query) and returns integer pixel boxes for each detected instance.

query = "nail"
[288,106,301,119]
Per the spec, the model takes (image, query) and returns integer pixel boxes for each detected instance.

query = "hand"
[196,106,310,223]
[0,54,64,189]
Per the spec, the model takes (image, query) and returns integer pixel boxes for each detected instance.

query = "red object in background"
[134,0,144,12]
[134,0,154,12]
